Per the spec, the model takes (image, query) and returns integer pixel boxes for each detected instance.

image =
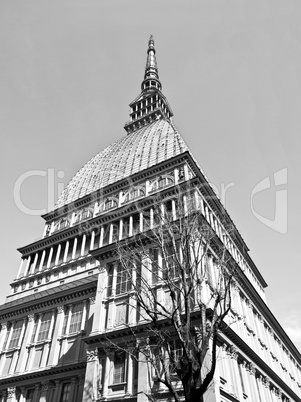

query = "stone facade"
[0,37,300,402]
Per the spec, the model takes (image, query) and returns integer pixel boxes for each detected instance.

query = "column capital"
[57,306,65,314]
[248,362,256,376]
[27,314,35,322]
[89,296,96,305]
[7,387,16,398]
[1,321,8,329]
[86,347,99,362]
[41,381,50,391]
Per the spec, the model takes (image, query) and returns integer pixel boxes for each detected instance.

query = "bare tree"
[102,187,238,402]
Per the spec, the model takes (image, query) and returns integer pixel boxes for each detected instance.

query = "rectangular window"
[60,383,71,402]
[162,243,180,279]
[122,217,130,239]
[9,321,23,349]
[62,309,68,335]
[132,214,140,236]
[111,223,119,242]
[116,264,132,295]
[113,352,126,384]
[115,302,127,326]
[169,340,182,374]
[2,354,13,375]
[107,264,114,297]
[143,209,151,231]
[150,248,159,284]
[3,325,11,350]
[31,318,38,343]
[102,225,110,246]
[69,303,83,333]
[37,312,52,342]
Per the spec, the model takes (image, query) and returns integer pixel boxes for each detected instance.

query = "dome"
[55,119,189,209]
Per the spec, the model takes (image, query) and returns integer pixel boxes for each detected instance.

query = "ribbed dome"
[55,119,189,209]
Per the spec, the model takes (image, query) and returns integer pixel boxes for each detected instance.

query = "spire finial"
[142,35,161,92]
[124,36,173,134]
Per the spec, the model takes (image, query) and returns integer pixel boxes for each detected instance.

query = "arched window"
[75,208,93,223]
[124,187,145,202]
[55,218,70,231]
[103,198,118,211]
[151,174,174,192]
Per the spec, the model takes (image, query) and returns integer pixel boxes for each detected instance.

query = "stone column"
[39,382,50,402]
[6,387,17,402]
[101,353,112,398]
[99,227,104,248]
[32,384,40,402]
[17,259,24,279]
[83,348,99,402]
[91,269,106,333]
[24,256,32,276]
[226,346,242,400]
[126,353,134,395]
[39,250,46,271]
[63,241,70,263]
[19,387,26,402]
[51,381,61,402]
[81,234,86,256]
[47,248,54,269]
[137,341,150,402]
[72,238,78,259]
[69,377,78,401]
[90,231,95,250]
[55,244,62,266]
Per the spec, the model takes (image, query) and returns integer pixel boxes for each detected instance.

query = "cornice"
[42,152,189,222]
[0,361,86,388]
[224,326,301,402]
[0,276,97,321]
[18,154,190,257]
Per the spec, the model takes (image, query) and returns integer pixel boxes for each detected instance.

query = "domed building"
[0,37,300,402]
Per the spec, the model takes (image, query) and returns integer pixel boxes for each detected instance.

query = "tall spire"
[141,35,162,92]
[124,36,173,134]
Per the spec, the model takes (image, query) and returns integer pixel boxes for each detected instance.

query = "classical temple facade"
[0,37,300,402]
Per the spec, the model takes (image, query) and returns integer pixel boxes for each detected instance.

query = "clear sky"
[1,0,301,352]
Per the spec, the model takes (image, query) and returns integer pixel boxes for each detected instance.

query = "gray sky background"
[1,1,301,352]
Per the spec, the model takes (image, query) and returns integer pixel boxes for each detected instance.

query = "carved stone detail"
[86,348,99,361]
[248,362,256,376]
[57,306,64,314]
[7,387,16,397]
[41,382,49,391]
[89,296,96,305]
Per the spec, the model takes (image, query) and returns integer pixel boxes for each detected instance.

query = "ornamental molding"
[0,286,96,321]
